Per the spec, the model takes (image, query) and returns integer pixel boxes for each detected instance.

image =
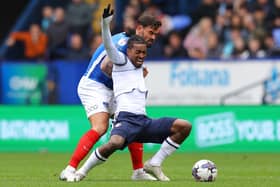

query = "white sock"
[149,137,179,166]
[77,148,107,175]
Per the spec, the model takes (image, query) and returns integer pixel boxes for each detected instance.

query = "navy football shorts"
[111,111,176,149]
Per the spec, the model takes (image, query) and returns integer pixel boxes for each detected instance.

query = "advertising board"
[1,62,47,104]
[0,106,279,152]
[145,60,280,105]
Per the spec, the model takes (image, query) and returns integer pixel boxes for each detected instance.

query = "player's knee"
[183,120,192,136]
[108,135,124,150]
[174,119,192,137]
[91,123,109,135]
[89,114,110,135]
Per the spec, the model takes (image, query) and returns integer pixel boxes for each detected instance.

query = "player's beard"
[146,40,153,48]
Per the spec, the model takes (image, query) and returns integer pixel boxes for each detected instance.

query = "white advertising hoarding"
[145,60,280,105]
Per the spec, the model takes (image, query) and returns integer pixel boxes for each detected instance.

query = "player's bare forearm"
[100,56,113,77]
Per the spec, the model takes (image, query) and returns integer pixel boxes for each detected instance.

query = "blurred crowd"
[4,0,280,62]
[5,0,102,62]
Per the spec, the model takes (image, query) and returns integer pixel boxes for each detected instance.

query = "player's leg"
[69,112,110,167]
[72,134,126,182]
[128,142,143,170]
[111,112,157,181]
[59,78,112,181]
[128,142,156,180]
[111,99,156,181]
[148,119,192,166]
[143,118,192,181]
[60,112,110,181]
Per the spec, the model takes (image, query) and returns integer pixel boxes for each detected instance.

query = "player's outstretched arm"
[101,4,126,65]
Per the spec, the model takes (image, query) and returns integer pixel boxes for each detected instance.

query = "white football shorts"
[77,76,116,118]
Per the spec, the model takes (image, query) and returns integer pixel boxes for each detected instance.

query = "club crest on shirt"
[118,38,128,46]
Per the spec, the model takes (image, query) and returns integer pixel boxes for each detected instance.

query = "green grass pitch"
[0,152,279,187]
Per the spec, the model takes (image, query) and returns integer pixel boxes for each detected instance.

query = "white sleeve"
[101,17,127,65]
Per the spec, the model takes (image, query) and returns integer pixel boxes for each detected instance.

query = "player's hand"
[103,4,114,19]
[143,66,149,78]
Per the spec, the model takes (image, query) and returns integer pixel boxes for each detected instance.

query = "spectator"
[230,14,243,30]
[264,32,280,57]
[183,17,213,59]
[224,12,248,44]
[206,31,223,59]
[88,33,102,56]
[124,1,141,19]
[260,15,280,58]
[213,14,227,43]
[41,5,54,32]
[241,12,256,40]
[251,6,267,41]
[271,14,280,48]
[245,36,266,58]
[265,0,280,22]
[222,28,242,59]
[231,36,248,59]
[234,0,250,18]
[46,7,69,60]
[264,32,275,51]
[190,0,219,24]
[218,2,234,39]
[5,23,48,61]
[163,31,188,59]
[65,0,94,41]
[248,0,271,14]
[62,33,90,60]
[142,3,191,35]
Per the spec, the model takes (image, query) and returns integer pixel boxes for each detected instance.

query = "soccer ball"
[192,159,218,182]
